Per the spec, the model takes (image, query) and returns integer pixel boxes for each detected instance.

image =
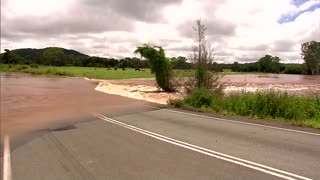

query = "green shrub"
[184,89,215,108]
[134,44,174,92]
[284,64,303,74]
[30,64,39,68]
[168,99,184,107]
[16,65,28,70]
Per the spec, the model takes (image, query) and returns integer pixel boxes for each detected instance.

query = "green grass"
[0,64,196,79]
[0,64,261,78]
[0,64,154,79]
[221,69,268,75]
[169,89,320,129]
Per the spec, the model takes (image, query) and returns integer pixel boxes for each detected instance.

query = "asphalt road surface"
[1,102,319,180]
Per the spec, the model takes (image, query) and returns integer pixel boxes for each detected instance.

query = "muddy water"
[0,73,153,137]
[221,74,320,95]
[221,74,320,85]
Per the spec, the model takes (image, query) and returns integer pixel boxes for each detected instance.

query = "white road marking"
[147,106,320,136]
[95,113,313,180]
[2,135,12,180]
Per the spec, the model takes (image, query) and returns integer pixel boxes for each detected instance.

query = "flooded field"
[221,74,320,95]
[1,73,319,136]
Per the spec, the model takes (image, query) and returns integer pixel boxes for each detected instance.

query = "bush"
[16,65,28,70]
[168,99,184,107]
[134,45,175,92]
[184,89,215,108]
[30,64,39,68]
[284,64,303,74]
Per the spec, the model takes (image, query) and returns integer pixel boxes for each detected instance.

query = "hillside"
[1,47,89,66]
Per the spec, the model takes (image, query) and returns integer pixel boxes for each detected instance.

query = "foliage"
[1,49,18,64]
[171,56,193,69]
[43,48,69,66]
[258,55,282,73]
[301,41,320,75]
[189,19,220,90]
[184,88,216,108]
[134,44,174,91]
[30,64,39,68]
[170,90,320,128]
[284,64,307,74]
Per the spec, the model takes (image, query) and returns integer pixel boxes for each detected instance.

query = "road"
[1,105,319,180]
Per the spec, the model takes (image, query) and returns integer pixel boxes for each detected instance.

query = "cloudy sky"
[1,0,319,63]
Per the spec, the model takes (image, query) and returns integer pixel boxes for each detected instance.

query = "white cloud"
[1,0,319,63]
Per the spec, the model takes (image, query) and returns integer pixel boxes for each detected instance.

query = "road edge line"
[147,106,320,136]
[95,114,313,180]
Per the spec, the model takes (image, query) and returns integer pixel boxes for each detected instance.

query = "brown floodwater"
[1,73,319,137]
[0,73,154,137]
[221,74,320,85]
[221,74,320,95]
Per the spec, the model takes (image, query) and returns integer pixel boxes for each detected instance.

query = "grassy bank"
[169,89,320,129]
[0,64,194,79]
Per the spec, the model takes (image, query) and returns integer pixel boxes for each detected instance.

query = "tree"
[134,44,174,91]
[172,56,188,69]
[2,49,18,64]
[258,55,281,73]
[43,48,68,66]
[2,49,11,64]
[189,19,219,90]
[301,41,320,75]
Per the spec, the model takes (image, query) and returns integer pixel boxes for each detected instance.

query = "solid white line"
[3,135,12,180]
[95,114,313,180]
[147,106,320,136]
[97,114,312,180]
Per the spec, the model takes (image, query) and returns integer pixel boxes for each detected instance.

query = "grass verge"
[169,89,320,129]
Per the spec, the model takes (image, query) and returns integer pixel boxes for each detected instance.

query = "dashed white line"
[95,113,313,180]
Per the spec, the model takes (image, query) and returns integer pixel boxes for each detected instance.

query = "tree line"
[1,41,319,75]
[0,47,189,70]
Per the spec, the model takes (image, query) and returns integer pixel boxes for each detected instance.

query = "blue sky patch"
[278,1,320,24]
[290,0,310,7]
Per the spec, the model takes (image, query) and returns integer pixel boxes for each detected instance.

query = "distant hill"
[0,47,89,66]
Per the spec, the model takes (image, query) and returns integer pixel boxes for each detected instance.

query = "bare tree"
[188,19,220,91]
